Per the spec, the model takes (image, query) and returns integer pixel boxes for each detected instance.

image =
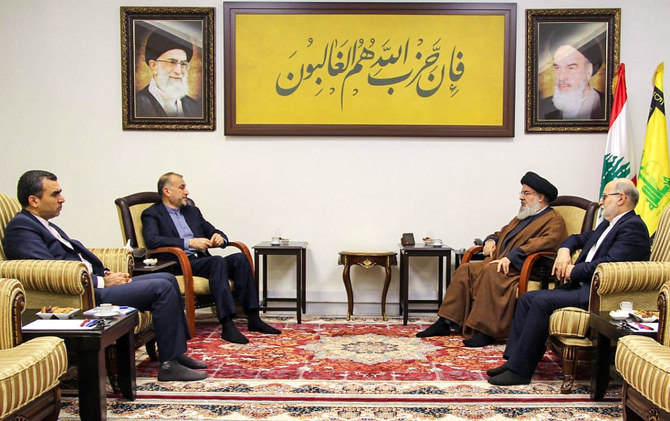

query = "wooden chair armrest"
[147,246,193,280]
[462,246,484,264]
[147,246,197,336]
[90,248,133,273]
[228,241,254,275]
[518,252,557,295]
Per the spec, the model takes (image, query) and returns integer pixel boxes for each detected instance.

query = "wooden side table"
[589,311,657,400]
[338,251,397,321]
[132,259,176,276]
[22,309,139,421]
[399,245,453,325]
[253,241,308,323]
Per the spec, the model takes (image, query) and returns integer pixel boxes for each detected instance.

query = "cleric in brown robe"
[417,172,568,347]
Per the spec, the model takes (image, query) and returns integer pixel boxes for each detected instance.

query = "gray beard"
[155,73,189,101]
[552,76,589,117]
[517,201,542,220]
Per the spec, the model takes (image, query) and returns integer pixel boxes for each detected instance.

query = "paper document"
[23,319,99,330]
[626,321,659,332]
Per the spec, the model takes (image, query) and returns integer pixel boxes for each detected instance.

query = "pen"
[634,323,652,331]
[85,319,98,327]
[80,318,89,327]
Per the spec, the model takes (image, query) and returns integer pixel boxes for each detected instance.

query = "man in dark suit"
[487,178,651,386]
[141,172,280,344]
[2,170,207,382]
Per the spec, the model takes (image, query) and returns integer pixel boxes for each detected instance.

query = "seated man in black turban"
[416,172,568,347]
[487,178,650,386]
[135,25,202,118]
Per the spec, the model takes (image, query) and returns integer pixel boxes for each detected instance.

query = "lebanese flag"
[599,63,637,197]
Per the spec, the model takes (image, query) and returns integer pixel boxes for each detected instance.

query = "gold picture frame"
[224,2,517,137]
[121,7,215,131]
[526,8,620,133]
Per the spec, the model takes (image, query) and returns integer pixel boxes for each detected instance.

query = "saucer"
[95,309,119,318]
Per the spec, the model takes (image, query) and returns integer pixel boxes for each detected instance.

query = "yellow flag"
[636,62,670,235]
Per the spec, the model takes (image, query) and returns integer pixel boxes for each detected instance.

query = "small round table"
[338,251,398,321]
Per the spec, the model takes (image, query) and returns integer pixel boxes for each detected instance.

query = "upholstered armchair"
[115,192,254,336]
[0,278,67,421]
[0,190,156,392]
[460,195,599,295]
[615,280,670,420]
[548,204,670,394]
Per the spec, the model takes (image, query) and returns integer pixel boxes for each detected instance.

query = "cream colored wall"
[1,0,668,315]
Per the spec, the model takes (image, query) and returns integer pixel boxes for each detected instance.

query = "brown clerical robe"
[438,208,567,340]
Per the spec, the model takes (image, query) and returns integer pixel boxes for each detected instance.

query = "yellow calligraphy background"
[235,14,505,125]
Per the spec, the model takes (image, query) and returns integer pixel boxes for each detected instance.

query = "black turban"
[144,27,193,65]
[521,172,558,202]
[548,24,605,75]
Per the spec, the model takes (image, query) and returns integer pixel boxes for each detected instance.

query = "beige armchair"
[0,278,67,421]
[0,190,156,391]
[615,280,670,420]
[461,195,599,295]
[548,204,670,394]
[115,192,254,336]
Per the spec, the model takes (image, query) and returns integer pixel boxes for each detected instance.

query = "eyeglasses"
[153,59,190,71]
[519,190,535,197]
[601,192,621,201]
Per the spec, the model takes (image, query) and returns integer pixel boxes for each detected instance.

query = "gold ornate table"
[338,251,398,320]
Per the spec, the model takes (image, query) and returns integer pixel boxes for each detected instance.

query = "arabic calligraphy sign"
[224,2,516,137]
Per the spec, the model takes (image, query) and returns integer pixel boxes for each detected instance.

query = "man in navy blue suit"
[3,170,207,382]
[141,172,280,344]
[487,178,651,386]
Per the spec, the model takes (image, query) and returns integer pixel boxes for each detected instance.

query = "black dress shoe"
[158,360,207,382]
[177,354,207,369]
[416,318,452,338]
[463,331,495,347]
[487,369,531,386]
[486,362,508,377]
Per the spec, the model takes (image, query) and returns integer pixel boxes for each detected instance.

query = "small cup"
[271,236,281,245]
[620,301,633,312]
[432,239,443,246]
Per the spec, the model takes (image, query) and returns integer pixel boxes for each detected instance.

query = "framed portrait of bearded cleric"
[121,7,215,130]
[223,2,517,137]
[525,8,620,133]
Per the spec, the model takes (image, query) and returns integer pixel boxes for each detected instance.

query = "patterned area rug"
[57,316,622,420]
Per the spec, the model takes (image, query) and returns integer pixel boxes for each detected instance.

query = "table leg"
[401,252,409,325]
[446,251,452,289]
[262,254,268,311]
[437,255,444,308]
[295,252,302,324]
[116,330,137,400]
[254,250,260,305]
[301,249,307,314]
[77,348,107,421]
[342,264,354,320]
[381,262,392,321]
[591,331,611,400]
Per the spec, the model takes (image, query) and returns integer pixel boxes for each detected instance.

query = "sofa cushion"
[549,307,590,338]
[616,335,670,413]
[0,336,67,419]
